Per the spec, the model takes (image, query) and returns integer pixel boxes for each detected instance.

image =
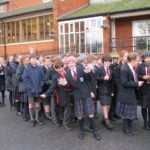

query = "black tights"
[141,108,150,124]
[0,91,5,105]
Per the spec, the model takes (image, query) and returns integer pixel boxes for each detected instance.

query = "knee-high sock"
[123,119,129,131]
[89,117,97,133]
[16,102,20,112]
[128,119,133,130]
[24,103,29,118]
[148,108,150,122]
[35,108,40,121]
[78,119,84,132]
[141,108,147,124]
[29,109,34,121]
[1,91,5,104]
[9,91,13,107]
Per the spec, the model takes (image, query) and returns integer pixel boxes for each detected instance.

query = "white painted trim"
[59,16,104,24]
[0,39,54,46]
[3,12,53,22]
[110,10,150,19]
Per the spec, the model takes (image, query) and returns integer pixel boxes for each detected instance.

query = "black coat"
[5,62,18,90]
[66,66,93,101]
[137,63,150,106]
[118,64,138,104]
[16,64,26,92]
[45,72,71,107]
[0,65,5,91]
[96,66,114,96]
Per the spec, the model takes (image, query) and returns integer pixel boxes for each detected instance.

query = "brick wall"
[53,0,89,53]
[8,0,42,10]
[115,15,150,51]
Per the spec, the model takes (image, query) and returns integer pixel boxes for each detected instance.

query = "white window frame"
[58,16,104,54]
[132,20,150,51]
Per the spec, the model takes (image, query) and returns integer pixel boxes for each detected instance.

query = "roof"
[0,0,10,4]
[59,0,150,21]
[0,2,53,19]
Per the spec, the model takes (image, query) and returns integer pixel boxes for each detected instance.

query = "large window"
[0,14,54,45]
[133,20,150,51]
[59,17,103,54]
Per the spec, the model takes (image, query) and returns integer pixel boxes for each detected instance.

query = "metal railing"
[110,36,150,52]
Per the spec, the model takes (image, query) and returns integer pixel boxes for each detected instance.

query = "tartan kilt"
[116,101,137,120]
[74,97,95,118]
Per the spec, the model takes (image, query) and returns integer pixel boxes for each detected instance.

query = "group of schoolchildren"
[0,50,150,141]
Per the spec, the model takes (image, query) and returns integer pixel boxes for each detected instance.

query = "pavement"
[0,94,150,150]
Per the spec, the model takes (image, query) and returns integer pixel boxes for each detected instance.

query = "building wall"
[0,0,56,57]
[115,15,150,51]
[53,0,89,54]
[8,0,42,10]
[0,0,89,57]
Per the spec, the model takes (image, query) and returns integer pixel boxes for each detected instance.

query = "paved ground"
[0,94,150,150]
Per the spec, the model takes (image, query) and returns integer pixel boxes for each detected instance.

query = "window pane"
[65,34,69,53]
[32,18,37,40]
[60,24,64,33]
[75,33,79,53]
[70,34,75,52]
[12,22,15,43]
[80,33,85,53]
[7,22,11,43]
[60,34,65,54]
[70,23,74,33]
[45,15,51,39]
[39,16,44,40]
[27,19,31,41]
[65,24,68,33]
[75,22,79,32]
[22,20,27,41]
[16,21,20,42]
[80,21,84,32]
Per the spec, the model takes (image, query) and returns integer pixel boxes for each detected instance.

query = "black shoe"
[45,115,52,120]
[109,116,116,122]
[64,126,72,131]
[35,120,44,125]
[123,129,133,136]
[143,123,150,130]
[53,121,61,127]
[130,129,138,135]
[78,131,84,140]
[114,114,121,119]
[93,132,101,141]
[84,126,93,133]
[30,120,35,127]
[24,117,29,121]
[16,112,21,116]
[105,120,114,130]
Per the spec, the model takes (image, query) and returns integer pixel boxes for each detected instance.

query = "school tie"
[73,70,77,80]
[133,66,138,81]
[106,67,110,76]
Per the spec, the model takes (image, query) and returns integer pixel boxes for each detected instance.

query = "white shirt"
[128,63,137,81]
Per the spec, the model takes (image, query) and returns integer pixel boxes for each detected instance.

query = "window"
[59,17,103,54]
[42,0,52,3]
[133,20,150,51]
[90,0,120,4]
[0,14,54,44]
[0,5,7,13]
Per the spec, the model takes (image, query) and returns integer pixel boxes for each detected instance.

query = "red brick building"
[0,0,150,58]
